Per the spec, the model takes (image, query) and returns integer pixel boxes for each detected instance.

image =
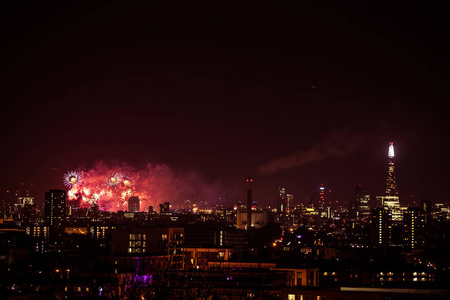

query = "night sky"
[1,2,449,207]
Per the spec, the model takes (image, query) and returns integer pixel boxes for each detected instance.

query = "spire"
[385,142,398,196]
[388,141,395,158]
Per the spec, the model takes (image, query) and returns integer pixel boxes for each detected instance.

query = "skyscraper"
[403,207,425,249]
[44,189,66,241]
[350,185,361,220]
[276,187,287,221]
[356,191,371,220]
[382,142,402,221]
[318,184,325,209]
[352,186,371,221]
[128,196,140,212]
[371,207,392,247]
[420,199,432,225]
[385,142,398,196]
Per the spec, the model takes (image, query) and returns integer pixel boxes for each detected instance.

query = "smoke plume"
[258,129,363,176]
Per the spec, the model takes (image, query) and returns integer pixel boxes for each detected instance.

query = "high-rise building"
[349,185,360,220]
[380,142,402,220]
[371,207,392,247]
[286,194,294,214]
[44,189,66,241]
[403,207,425,249]
[128,196,140,212]
[386,142,398,196]
[420,199,432,225]
[352,186,371,221]
[276,187,287,221]
[318,184,325,209]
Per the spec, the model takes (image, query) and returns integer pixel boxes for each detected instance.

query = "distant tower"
[276,187,287,221]
[319,184,325,209]
[128,196,140,212]
[247,177,253,229]
[286,194,294,214]
[382,142,402,220]
[350,185,361,220]
[420,199,432,225]
[385,142,398,196]
[44,190,66,241]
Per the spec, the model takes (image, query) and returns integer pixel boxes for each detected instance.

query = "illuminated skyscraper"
[382,142,402,221]
[286,194,294,214]
[319,184,325,209]
[44,189,66,241]
[386,142,398,196]
[403,207,425,249]
[352,185,371,221]
[371,207,392,246]
[277,188,286,210]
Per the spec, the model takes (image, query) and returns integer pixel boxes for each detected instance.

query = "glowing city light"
[388,142,395,158]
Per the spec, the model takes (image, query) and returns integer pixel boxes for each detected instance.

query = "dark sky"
[1,2,449,207]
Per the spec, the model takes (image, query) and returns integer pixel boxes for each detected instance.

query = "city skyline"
[1,141,441,211]
[1,2,449,207]
[2,4,450,298]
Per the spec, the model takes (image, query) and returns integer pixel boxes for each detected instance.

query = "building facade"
[44,189,66,241]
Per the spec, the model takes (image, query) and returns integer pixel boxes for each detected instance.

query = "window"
[129,233,146,253]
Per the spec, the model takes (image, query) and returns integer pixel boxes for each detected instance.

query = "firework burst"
[121,174,133,187]
[106,172,122,186]
[63,161,220,212]
[63,170,82,189]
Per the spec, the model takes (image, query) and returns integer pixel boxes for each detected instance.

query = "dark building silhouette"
[128,196,140,212]
[247,177,252,228]
[44,189,66,241]
[420,199,432,225]
[276,187,286,222]
[159,202,171,215]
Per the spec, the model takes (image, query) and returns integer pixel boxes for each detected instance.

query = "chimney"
[247,177,252,229]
